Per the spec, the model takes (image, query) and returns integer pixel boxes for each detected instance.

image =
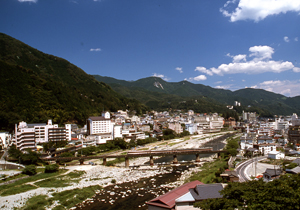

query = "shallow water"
[75,167,184,210]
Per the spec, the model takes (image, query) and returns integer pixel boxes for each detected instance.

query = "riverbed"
[74,133,233,210]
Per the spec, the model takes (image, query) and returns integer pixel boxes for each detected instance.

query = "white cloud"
[190,75,207,81]
[18,0,37,2]
[211,60,293,75]
[284,36,290,42]
[295,37,299,42]
[251,80,300,97]
[152,73,170,81]
[249,45,273,61]
[198,45,294,76]
[215,81,223,84]
[242,79,246,82]
[215,84,233,90]
[221,0,300,22]
[195,66,213,76]
[227,53,247,62]
[175,67,183,73]
[233,54,247,63]
[293,67,300,72]
[90,48,101,52]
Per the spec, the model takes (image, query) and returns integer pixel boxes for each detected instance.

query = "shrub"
[286,162,298,169]
[45,164,59,173]
[111,179,116,184]
[22,165,37,176]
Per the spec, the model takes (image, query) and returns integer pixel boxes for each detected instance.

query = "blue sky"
[1,0,300,96]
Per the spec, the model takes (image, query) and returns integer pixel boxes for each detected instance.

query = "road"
[236,156,267,182]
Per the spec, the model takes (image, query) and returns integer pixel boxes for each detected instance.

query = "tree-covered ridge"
[0,33,148,131]
[94,75,300,116]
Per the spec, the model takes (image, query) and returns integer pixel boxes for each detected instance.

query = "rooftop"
[146,180,203,209]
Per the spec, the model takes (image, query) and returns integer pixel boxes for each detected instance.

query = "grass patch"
[106,157,125,166]
[138,148,149,151]
[0,172,27,184]
[186,159,228,184]
[168,143,179,147]
[35,171,85,188]
[35,178,71,188]
[18,195,51,210]
[65,170,85,179]
[1,184,37,196]
[0,169,67,196]
[51,185,102,209]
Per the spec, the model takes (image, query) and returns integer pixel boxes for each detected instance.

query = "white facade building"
[87,112,116,144]
[65,124,72,141]
[0,132,12,149]
[87,112,112,135]
[15,120,67,151]
[185,124,197,134]
[113,124,123,139]
[291,113,300,126]
[254,143,276,155]
[242,111,257,121]
[268,151,285,159]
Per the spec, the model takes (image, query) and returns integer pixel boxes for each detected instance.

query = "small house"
[268,151,285,159]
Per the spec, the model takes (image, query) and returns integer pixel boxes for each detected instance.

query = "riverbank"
[0,131,235,209]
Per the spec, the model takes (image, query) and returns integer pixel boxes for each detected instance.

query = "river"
[75,133,232,210]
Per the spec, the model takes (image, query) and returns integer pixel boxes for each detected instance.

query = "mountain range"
[1,32,299,131]
[93,75,300,117]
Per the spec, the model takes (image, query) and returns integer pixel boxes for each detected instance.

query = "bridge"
[42,148,227,167]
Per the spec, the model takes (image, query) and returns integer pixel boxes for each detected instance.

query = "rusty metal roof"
[146,180,203,209]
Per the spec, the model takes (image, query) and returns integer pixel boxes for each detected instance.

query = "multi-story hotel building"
[15,120,67,151]
[87,112,114,144]
[87,112,112,135]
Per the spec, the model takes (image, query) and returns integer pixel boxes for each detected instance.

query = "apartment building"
[87,112,112,135]
[15,120,67,151]
[87,111,114,144]
[291,113,300,126]
[242,111,257,122]
[168,122,183,134]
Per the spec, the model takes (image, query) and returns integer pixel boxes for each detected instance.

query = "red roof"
[146,180,203,209]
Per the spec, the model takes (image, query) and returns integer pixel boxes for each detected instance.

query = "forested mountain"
[0,33,148,131]
[94,75,300,116]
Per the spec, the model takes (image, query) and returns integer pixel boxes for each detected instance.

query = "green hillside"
[0,33,148,131]
[94,75,300,116]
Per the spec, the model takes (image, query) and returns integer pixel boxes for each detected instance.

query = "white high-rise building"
[87,111,112,135]
[15,120,67,151]
[291,113,300,126]
[0,132,12,149]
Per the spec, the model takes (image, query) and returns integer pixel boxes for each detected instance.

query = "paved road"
[236,156,267,182]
